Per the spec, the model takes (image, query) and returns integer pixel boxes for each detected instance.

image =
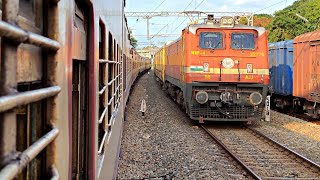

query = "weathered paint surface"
[294,31,320,102]
[0,0,151,179]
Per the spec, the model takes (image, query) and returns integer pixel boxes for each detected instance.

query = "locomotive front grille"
[190,104,262,120]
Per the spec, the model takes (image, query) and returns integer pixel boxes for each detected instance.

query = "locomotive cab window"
[200,32,223,49]
[231,33,255,50]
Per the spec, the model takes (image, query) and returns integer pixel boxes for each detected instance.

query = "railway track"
[201,125,320,179]
[271,108,320,125]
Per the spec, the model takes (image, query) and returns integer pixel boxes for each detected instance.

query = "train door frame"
[71,0,94,179]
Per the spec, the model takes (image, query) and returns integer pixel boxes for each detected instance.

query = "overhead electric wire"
[129,0,167,41]
[154,0,206,42]
[152,0,167,12]
[171,0,205,33]
[254,0,287,13]
[150,0,194,39]
[169,0,194,32]
[129,0,166,28]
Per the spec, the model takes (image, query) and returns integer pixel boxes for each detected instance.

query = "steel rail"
[201,125,261,180]
[247,127,320,170]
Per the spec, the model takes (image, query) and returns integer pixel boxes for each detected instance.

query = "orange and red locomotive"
[155,16,269,122]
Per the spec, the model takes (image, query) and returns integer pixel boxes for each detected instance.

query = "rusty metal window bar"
[97,90,122,155]
[98,75,122,125]
[97,56,123,157]
[98,20,108,165]
[0,0,61,179]
[98,38,117,161]
[99,59,120,64]
[0,21,60,50]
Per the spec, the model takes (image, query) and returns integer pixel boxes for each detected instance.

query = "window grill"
[0,0,60,179]
[97,27,123,166]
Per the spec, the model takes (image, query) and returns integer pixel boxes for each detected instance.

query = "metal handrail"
[0,128,59,179]
[0,21,60,50]
[0,86,61,113]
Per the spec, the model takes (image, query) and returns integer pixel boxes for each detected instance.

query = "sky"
[125,0,296,48]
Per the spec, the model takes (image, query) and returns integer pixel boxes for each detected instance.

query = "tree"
[130,36,138,48]
[267,0,320,42]
[238,14,272,28]
[128,28,138,48]
[253,14,273,28]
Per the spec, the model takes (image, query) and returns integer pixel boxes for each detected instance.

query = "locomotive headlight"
[196,91,209,104]
[222,19,228,24]
[247,64,253,73]
[220,16,235,27]
[249,92,263,106]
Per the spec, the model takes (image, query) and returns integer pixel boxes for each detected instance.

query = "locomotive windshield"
[200,32,223,49]
[231,33,255,50]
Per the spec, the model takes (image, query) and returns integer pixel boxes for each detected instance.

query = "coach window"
[0,0,61,179]
[124,54,127,91]
[120,50,123,90]
[120,49,123,93]
[16,83,44,179]
[200,32,223,49]
[98,20,107,158]
[231,33,255,50]
[107,35,114,135]
[115,44,119,106]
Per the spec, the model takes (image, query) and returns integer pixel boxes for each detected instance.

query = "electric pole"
[125,11,254,41]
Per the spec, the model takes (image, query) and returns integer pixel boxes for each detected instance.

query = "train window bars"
[0,0,60,179]
[98,31,123,157]
[98,19,107,164]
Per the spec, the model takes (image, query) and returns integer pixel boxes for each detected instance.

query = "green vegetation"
[130,36,138,48]
[253,14,273,33]
[266,0,320,42]
[128,28,138,48]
